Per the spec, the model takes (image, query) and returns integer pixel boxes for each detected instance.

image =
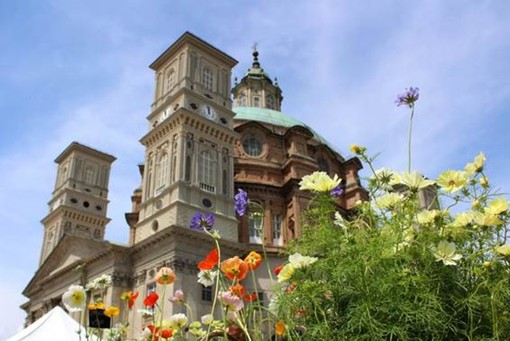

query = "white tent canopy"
[7,306,85,341]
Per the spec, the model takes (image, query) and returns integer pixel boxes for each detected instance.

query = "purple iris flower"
[330,186,343,197]
[190,212,215,231]
[395,87,419,107]
[234,189,248,216]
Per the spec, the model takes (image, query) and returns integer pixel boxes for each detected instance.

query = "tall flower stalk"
[395,87,419,172]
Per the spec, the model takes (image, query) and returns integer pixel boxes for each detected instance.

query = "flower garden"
[61,88,510,340]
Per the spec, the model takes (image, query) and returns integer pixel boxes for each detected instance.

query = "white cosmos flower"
[432,241,462,266]
[288,253,318,269]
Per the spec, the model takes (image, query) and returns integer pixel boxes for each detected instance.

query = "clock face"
[201,105,217,120]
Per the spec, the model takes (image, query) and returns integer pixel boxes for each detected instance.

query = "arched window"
[239,95,247,106]
[202,67,213,91]
[199,150,216,193]
[318,158,330,174]
[253,96,260,107]
[243,137,262,157]
[249,206,263,244]
[166,69,175,92]
[266,95,275,109]
[155,152,168,193]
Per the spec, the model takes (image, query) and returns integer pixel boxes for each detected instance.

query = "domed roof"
[233,106,339,154]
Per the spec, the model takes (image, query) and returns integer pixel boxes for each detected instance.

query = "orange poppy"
[229,284,245,298]
[155,267,176,285]
[220,256,249,281]
[275,321,286,336]
[244,251,262,271]
[121,290,139,309]
[198,249,219,271]
[144,291,159,307]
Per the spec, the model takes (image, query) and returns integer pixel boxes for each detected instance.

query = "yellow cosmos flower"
[299,171,342,193]
[484,197,509,215]
[473,211,504,226]
[432,241,462,266]
[450,211,475,228]
[437,170,468,193]
[416,210,441,225]
[277,263,296,283]
[376,193,404,209]
[464,152,486,175]
[104,306,120,317]
[495,245,510,257]
[390,171,435,191]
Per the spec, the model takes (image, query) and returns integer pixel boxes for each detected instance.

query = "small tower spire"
[252,42,260,68]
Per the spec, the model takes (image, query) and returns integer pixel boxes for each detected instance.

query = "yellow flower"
[432,241,462,266]
[464,152,486,175]
[450,211,475,228]
[437,170,468,193]
[104,306,120,317]
[480,176,489,187]
[485,197,509,215]
[416,210,441,225]
[277,263,296,283]
[473,211,504,226]
[375,193,404,209]
[349,144,366,155]
[495,245,510,257]
[88,302,106,310]
[391,171,435,191]
[299,171,342,192]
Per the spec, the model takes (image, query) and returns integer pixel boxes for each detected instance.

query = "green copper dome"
[233,106,339,153]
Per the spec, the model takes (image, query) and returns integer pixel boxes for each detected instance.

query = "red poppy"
[198,249,219,271]
[229,284,245,298]
[144,291,159,307]
[273,264,284,276]
[244,292,258,302]
[160,329,173,339]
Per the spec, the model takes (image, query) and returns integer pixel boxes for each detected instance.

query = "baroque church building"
[21,32,367,337]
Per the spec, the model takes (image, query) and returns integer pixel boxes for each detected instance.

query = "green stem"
[408,105,415,173]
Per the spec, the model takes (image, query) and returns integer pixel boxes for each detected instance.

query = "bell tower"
[39,142,115,264]
[133,32,240,243]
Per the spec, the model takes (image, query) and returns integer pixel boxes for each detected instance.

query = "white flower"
[62,285,87,312]
[169,313,188,330]
[334,212,348,229]
[288,253,318,269]
[137,308,154,316]
[432,241,462,266]
[139,327,152,340]
[197,269,218,287]
[201,314,214,325]
[86,274,112,290]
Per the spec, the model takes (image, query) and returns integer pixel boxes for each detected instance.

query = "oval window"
[243,137,262,157]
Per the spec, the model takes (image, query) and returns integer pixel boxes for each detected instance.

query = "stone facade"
[21,32,367,338]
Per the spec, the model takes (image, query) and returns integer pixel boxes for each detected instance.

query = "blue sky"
[1,0,509,337]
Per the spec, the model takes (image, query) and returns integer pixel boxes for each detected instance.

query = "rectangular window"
[272,214,282,246]
[253,96,260,107]
[201,285,212,302]
[249,212,263,244]
[202,68,213,91]
[145,282,157,314]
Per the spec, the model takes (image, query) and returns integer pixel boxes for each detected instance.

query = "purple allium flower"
[395,87,419,107]
[190,212,215,231]
[234,189,248,216]
[330,186,343,197]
